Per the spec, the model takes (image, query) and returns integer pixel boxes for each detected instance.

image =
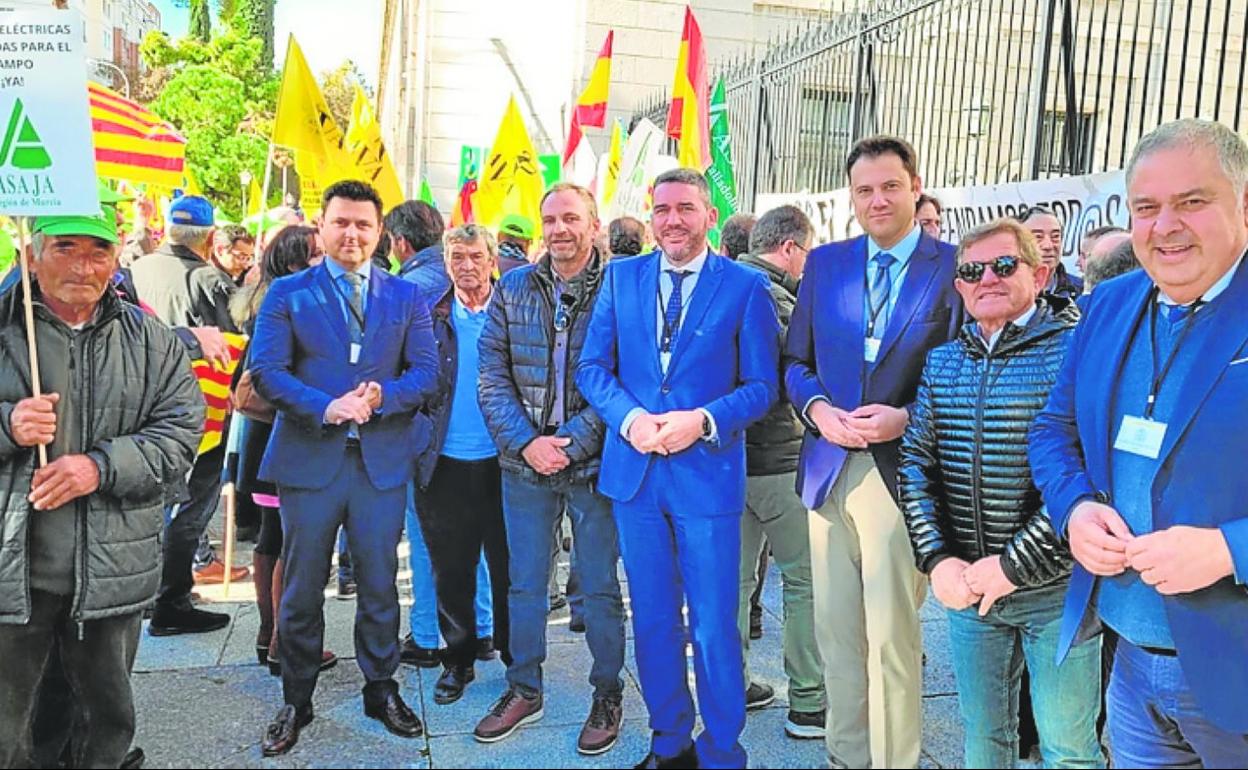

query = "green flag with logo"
[706,79,737,251]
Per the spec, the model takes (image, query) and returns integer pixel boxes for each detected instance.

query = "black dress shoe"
[633,742,699,769]
[148,605,230,636]
[400,635,442,668]
[261,704,314,757]
[434,665,475,705]
[476,635,497,661]
[120,746,145,769]
[363,688,424,738]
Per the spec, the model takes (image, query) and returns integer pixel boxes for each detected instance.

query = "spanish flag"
[88,82,187,189]
[191,333,247,456]
[562,30,613,167]
[666,7,710,170]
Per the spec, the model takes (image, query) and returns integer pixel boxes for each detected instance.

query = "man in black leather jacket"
[475,184,627,756]
[898,218,1104,769]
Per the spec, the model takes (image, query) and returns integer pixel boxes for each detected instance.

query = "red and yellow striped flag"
[562,30,613,167]
[88,81,187,188]
[666,7,710,170]
[191,333,247,456]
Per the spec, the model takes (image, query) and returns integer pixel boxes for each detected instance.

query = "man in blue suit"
[577,168,780,769]
[1029,119,1248,767]
[784,136,963,769]
[250,181,438,756]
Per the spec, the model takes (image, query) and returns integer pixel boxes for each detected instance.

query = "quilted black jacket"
[477,250,606,485]
[898,295,1079,588]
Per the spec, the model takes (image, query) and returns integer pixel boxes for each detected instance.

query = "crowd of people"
[0,116,1244,770]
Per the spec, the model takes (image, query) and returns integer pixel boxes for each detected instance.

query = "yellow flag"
[474,97,544,230]
[272,36,352,168]
[345,85,404,212]
[247,177,263,216]
[603,120,624,208]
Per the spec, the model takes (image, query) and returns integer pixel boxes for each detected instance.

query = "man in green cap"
[0,208,204,768]
[498,213,534,275]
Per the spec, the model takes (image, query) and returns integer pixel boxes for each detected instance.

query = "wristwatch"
[701,412,712,438]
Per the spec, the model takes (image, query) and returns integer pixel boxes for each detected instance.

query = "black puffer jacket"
[477,250,606,485]
[898,296,1079,588]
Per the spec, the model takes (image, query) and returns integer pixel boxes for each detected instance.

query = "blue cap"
[168,195,215,226]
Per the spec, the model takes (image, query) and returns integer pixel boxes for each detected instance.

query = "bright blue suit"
[250,262,438,708]
[784,232,963,508]
[577,251,780,768]
[1029,263,1248,735]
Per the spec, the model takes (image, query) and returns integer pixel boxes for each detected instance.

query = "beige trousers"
[809,451,926,769]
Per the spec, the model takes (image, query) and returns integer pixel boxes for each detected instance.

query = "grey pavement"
[132,546,977,768]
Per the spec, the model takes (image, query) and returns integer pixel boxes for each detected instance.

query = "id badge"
[349,343,362,365]
[1113,415,1167,459]
[864,337,882,363]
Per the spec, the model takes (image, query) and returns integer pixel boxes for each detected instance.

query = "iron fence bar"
[1237,2,1248,130]
[1214,0,1232,119]
[1157,0,1177,126]
[1136,0,1161,162]
[1176,0,1196,120]
[1030,0,1059,179]
[1118,0,1145,167]
[1195,0,1214,116]
[1059,0,1081,174]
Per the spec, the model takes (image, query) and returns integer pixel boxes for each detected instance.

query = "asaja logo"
[0,98,52,170]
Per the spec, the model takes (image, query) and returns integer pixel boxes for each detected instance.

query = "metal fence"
[632,0,1248,210]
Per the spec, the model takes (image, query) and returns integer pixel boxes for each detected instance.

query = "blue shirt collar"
[1156,249,1245,306]
[867,223,922,267]
[324,257,372,284]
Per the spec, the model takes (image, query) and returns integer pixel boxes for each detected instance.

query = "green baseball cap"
[499,213,534,240]
[31,205,120,245]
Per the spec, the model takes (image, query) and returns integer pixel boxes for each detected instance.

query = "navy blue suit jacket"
[783,232,963,509]
[1029,263,1248,733]
[576,251,780,515]
[250,262,438,491]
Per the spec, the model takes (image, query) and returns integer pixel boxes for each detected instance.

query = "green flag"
[419,177,435,206]
[706,79,737,251]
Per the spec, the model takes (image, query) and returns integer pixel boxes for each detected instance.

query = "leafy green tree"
[139,28,279,218]
[189,0,211,43]
[232,0,276,70]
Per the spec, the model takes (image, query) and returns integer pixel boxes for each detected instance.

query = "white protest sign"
[0,9,99,215]
[608,118,663,220]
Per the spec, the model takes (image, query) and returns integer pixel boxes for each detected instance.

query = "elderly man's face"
[445,237,495,295]
[1128,144,1248,303]
[1024,212,1064,270]
[34,235,118,310]
[955,231,1050,330]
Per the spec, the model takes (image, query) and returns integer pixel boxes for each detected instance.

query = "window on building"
[798,86,853,191]
[1039,110,1097,175]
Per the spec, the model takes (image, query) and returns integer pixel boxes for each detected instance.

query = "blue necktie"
[1161,302,1194,325]
[661,269,691,354]
[867,252,896,336]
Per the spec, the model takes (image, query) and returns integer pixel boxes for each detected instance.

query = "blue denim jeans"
[1108,638,1248,768]
[946,582,1104,769]
[501,473,625,698]
[404,483,492,648]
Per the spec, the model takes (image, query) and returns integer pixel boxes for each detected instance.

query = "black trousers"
[157,443,225,610]
[416,456,511,670]
[0,590,142,769]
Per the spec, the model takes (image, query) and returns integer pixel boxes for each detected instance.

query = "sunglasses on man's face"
[956,255,1021,283]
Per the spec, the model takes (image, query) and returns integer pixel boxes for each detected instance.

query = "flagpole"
[15,217,47,468]
[254,143,275,241]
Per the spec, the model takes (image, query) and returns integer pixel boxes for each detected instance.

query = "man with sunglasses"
[899,218,1102,768]
[476,184,626,754]
[784,135,963,769]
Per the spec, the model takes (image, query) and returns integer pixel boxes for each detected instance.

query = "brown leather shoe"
[193,558,250,585]
[577,694,623,755]
[473,688,544,743]
[261,704,313,757]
